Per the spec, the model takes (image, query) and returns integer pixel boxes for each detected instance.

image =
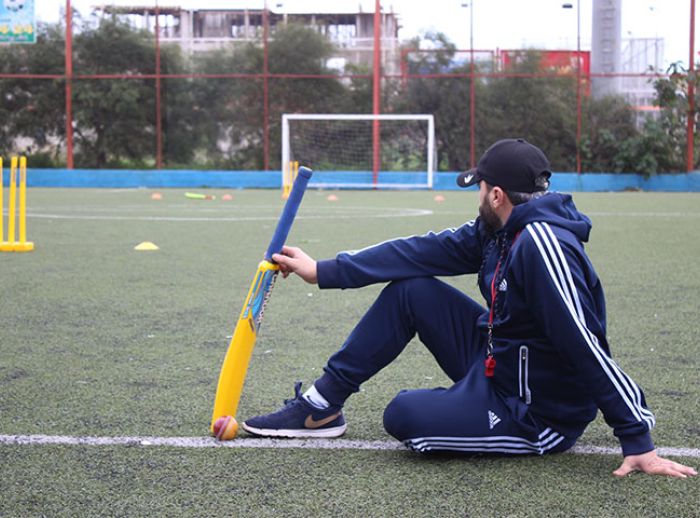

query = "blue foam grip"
[264,166,313,261]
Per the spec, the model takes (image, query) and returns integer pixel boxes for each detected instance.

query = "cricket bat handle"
[265,166,312,261]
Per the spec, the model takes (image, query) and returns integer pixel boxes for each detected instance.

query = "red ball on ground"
[213,415,238,441]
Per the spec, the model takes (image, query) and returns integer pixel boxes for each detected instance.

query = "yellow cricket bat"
[210,166,313,432]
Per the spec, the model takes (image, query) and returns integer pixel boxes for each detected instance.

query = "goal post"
[281,114,435,189]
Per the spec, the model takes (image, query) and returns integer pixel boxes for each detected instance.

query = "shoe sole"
[241,422,347,438]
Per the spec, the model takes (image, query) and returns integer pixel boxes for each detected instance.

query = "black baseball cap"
[457,138,551,192]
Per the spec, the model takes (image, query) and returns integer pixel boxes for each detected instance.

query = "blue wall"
[436,171,700,192]
[5,168,700,192]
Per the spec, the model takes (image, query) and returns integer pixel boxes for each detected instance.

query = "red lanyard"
[485,232,519,378]
[484,260,500,377]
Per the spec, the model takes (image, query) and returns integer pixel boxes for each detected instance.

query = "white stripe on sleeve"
[525,224,654,430]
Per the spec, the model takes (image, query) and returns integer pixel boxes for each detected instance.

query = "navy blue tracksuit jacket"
[316,192,655,456]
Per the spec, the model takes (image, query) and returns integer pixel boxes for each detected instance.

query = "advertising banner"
[0,0,35,44]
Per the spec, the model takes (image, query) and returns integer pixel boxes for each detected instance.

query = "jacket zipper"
[519,345,532,405]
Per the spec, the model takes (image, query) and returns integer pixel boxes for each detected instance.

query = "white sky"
[35,0,698,69]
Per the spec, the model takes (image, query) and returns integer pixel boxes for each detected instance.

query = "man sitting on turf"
[242,138,697,478]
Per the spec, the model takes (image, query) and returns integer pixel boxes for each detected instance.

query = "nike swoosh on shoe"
[304,412,342,429]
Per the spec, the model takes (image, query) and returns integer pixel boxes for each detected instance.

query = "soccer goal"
[281,114,435,189]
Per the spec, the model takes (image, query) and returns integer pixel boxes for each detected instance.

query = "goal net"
[281,114,435,189]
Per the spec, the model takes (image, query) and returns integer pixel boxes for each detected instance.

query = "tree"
[391,33,475,171]
[477,51,578,171]
[4,18,694,174]
[72,16,190,168]
[0,22,66,164]
[642,62,700,172]
[192,23,347,169]
[393,43,579,172]
[0,16,194,168]
[579,95,643,173]
[266,24,349,169]
[156,45,197,168]
[190,42,263,169]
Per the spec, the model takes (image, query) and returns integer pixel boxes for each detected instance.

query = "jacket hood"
[503,192,592,242]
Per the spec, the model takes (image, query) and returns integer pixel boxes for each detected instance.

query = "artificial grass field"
[1,188,698,517]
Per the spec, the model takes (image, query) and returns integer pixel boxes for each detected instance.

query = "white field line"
[23,208,433,222]
[12,207,700,222]
[1,434,698,458]
[23,204,426,213]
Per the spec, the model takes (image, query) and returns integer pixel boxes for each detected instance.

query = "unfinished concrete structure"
[95,5,401,72]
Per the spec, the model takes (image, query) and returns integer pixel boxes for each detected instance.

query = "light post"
[263,0,270,170]
[563,2,582,174]
[688,0,696,172]
[649,5,659,70]
[462,2,476,167]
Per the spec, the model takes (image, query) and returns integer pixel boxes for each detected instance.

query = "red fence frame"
[0,0,696,173]
[688,0,696,171]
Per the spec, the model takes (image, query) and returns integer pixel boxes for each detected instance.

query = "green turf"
[0,446,696,517]
[1,188,698,516]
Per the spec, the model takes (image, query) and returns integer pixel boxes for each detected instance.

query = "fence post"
[65,0,74,169]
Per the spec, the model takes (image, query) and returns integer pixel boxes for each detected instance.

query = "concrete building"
[620,36,664,120]
[591,0,664,118]
[95,4,401,72]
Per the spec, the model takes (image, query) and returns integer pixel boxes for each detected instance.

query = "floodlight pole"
[263,1,270,171]
[372,0,382,184]
[563,2,582,173]
[688,0,696,172]
[575,1,582,174]
[461,2,476,168]
[469,2,476,168]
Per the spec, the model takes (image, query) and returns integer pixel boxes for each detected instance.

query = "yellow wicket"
[282,160,299,200]
[1,156,34,253]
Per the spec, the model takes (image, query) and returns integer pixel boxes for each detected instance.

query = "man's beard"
[479,199,502,235]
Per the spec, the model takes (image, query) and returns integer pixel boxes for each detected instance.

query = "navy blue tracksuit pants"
[314,278,575,454]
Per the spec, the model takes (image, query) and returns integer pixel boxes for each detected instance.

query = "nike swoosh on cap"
[304,412,341,429]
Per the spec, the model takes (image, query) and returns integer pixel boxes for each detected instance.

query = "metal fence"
[0,2,697,175]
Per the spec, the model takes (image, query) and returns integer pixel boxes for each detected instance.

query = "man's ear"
[490,186,508,208]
